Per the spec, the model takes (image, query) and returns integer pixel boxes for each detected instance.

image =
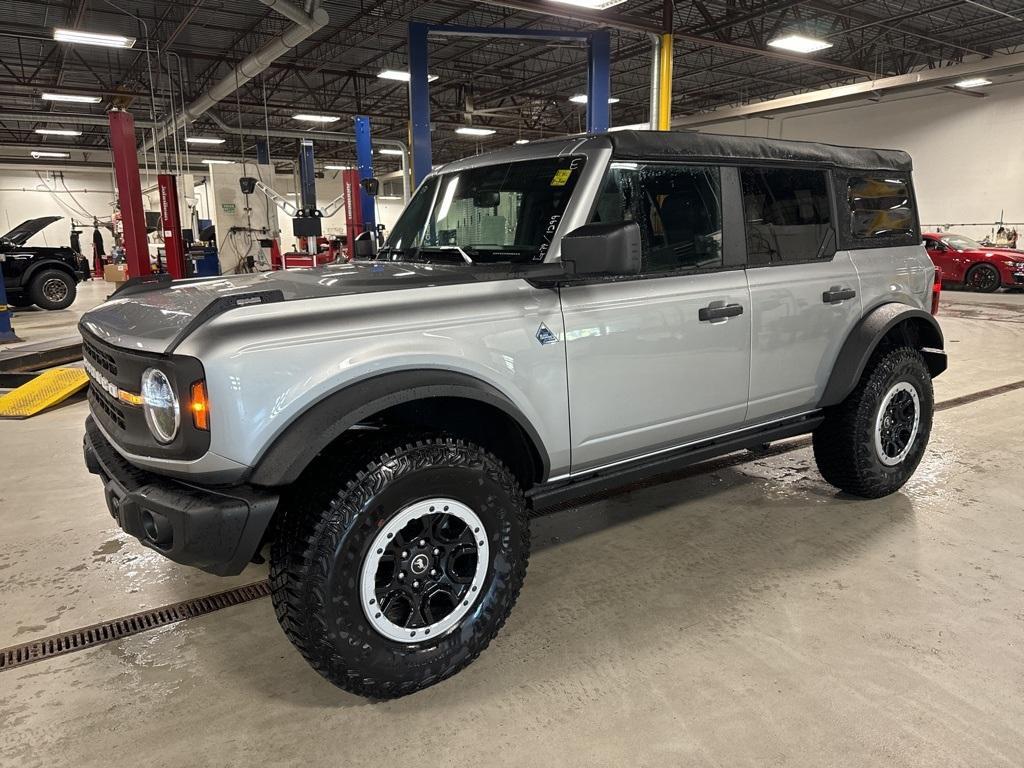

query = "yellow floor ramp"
[0,368,89,418]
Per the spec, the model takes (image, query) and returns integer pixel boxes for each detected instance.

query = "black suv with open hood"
[1,216,83,310]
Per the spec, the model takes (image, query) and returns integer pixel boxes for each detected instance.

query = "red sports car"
[923,232,1024,292]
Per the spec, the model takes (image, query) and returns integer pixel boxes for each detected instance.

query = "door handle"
[699,302,744,322]
[822,287,856,304]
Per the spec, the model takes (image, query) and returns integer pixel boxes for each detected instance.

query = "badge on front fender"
[536,324,559,345]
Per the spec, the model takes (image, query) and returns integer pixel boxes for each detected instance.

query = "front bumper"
[1012,271,1024,286]
[83,416,278,576]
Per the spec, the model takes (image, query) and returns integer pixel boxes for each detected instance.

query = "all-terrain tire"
[28,269,76,310]
[269,436,530,699]
[813,346,933,498]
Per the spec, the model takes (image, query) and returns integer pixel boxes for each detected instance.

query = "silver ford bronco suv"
[81,131,946,698]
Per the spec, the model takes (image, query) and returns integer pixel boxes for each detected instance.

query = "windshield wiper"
[439,245,473,264]
[416,245,474,264]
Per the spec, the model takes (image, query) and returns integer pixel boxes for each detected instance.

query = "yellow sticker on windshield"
[550,169,572,187]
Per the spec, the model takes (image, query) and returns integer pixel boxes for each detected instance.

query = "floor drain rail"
[0,580,270,672]
[934,379,1024,411]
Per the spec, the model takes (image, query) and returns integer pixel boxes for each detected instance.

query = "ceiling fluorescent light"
[548,0,629,8]
[378,69,439,83]
[34,128,82,136]
[292,113,340,123]
[202,159,235,165]
[455,126,497,136]
[378,195,402,200]
[378,148,404,155]
[54,28,135,49]
[186,137,225,144]
[514,139,530,145]
[569,94,620,104]
[31,151,71,159]
[324,164,350,170]
[955,77,992,88]
[767,34,833,53]
[41,92,102,103]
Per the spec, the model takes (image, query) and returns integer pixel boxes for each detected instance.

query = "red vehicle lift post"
[157,174,187,279]
[108,109,151,278]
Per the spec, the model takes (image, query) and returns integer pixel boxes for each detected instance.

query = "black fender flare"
[248,369,550,487]
[23,259,78,287]
[819,304,946,408]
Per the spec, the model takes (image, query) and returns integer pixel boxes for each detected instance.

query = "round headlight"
[141,368,180,444]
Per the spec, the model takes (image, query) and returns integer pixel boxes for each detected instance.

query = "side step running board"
[529,413,824,510]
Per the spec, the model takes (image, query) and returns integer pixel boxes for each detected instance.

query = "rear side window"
[740,168,833,265]
[847,176,915,240]
[592,163,723,273]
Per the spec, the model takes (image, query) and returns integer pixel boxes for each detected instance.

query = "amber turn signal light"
[190,380,210,431]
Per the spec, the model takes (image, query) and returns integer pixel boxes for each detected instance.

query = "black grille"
[83,338,118,376]
[88,385,126,430]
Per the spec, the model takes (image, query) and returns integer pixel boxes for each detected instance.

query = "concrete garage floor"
[1,279,111,348]
[2,290,1023,767]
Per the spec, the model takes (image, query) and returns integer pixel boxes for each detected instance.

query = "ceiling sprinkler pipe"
[205,113,411,202]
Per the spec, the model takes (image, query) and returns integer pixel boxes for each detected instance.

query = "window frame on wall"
[839,170,921,249]
[585,160,747,280]
[737,164,839,268]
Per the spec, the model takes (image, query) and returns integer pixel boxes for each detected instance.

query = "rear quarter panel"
[850,244,934,314]
[175,279,572,477]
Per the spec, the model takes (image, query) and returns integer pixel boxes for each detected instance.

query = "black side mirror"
[360,178,380,197]
[239,177,257,195]
[560,222,642,276]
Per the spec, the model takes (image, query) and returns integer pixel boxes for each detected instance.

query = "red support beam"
[108,110,150,279]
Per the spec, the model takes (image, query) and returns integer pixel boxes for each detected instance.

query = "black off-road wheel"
[965,262,1000,293]
[270,436,530,699]
[813,346,934,499]
[28,269,77,310]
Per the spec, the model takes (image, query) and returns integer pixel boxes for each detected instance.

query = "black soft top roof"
[606,130,912,173]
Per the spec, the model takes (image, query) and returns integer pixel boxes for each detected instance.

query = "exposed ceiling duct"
[141,0,328,153]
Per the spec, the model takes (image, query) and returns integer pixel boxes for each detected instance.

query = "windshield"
[943,234,981,250]
[380,156,586,265]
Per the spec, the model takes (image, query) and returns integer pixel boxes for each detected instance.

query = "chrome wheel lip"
[42,277,69,303]
[874,381,921,466]
[359,497,490,644]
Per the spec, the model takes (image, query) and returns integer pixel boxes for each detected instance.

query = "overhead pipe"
[141,0,328,153]
[674,50,1024,128]
[3,112,158,128]
[205,113,412,202]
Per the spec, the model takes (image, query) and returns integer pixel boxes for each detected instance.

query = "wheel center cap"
[410,553,430,575]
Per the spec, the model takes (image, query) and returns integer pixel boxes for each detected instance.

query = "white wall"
[0,168,117,251]
[697,79,1024,241]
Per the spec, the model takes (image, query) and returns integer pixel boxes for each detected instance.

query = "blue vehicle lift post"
[297,138,317,212]
[0,272,20,343]
[407,22,612,186]
[255,137,270,165]
[353,115,376,233]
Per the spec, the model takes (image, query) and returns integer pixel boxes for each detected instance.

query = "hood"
[979,247,1022,257]
[2,216,63,246]
[79,260,499,354]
